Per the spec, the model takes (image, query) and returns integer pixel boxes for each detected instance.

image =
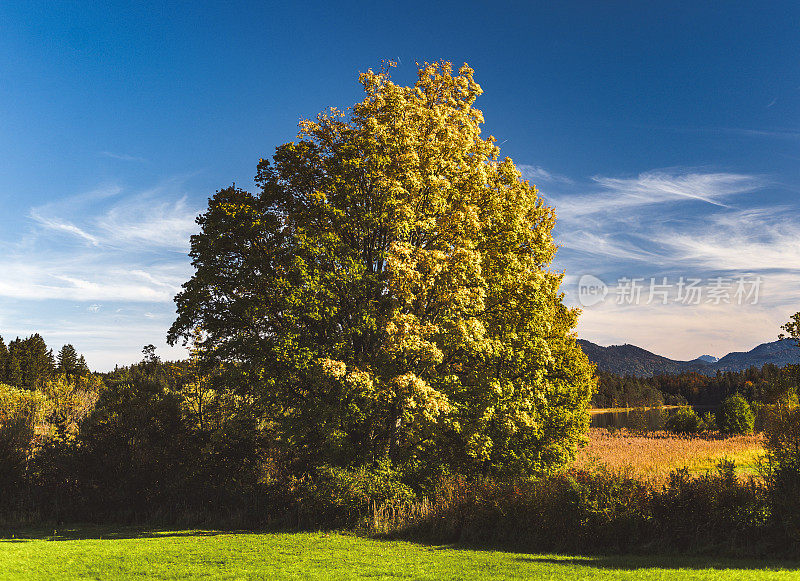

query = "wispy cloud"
[593,171,760,206]
[576,298,788,361]
[29,210,100,246]
[550,170,764,222]
[661,207,800,271]
[541,166,800,358]
[0,179,202,369]
[95,195,198,252]
[99,151,149,163]
[557,230,662,263]
[517,164,574,185]
[710,128,800,140]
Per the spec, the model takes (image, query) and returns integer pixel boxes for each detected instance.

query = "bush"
[386,469,653,553]
[763,405,800,543]
[58,377,201,520]
[716,394,754,435]
[699,411,716,432]
[298,463,416,528]
[39,374,102,438]
[383,464,775,554]
[664,407,703,434]
[652,460,768,552]
[0,384,47,498]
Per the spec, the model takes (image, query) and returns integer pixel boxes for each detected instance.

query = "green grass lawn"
[0,529,798,580]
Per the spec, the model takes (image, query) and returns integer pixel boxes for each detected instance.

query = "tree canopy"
[169,61,594,477]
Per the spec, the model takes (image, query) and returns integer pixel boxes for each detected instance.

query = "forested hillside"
[593,363,798,408]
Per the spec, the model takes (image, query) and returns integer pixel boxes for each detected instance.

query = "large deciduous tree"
[169,62,594,477]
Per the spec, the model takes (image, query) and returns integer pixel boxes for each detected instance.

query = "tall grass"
[575,428,764,482]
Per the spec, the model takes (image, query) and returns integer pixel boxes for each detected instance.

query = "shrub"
[387,469,653,553]
[664,407,702,434]
[65,377,200,519]
[699,411,716,432]
[763,404,800,543]
[652,460,768,552]
[39,374,102,439]
[298,463,416,528]
[0,384,47,506]
[716,394,754,435]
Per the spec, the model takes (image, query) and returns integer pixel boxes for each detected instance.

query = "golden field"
[574,428,765,482]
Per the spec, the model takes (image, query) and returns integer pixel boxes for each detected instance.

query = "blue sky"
[1,1,798,369]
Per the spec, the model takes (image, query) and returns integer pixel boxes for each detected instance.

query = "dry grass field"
[575,428,765,482]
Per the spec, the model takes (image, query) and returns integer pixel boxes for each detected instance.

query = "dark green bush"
[763,405,800,543]
[699,411,716,432]
[384,463,772,555]
[297,463,416,528]
[716,394,755,435]
[29,366,269,525]
[390,469,653,553]
[652,460,768,552]
[664,407,703,434]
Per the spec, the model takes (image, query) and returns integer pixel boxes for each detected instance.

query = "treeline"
[592,371,679,408]
[593,364,798,408]
[0,342,266,526]
[0,334,89,388]
[2,338,800,555]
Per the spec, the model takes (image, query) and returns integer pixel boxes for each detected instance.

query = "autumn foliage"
[169,62,595,478]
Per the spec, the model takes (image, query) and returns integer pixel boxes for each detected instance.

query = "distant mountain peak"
[578,338,800,377]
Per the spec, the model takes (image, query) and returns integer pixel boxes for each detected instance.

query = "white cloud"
[661,208,800,271]
[0,179,202,369]
[517,164,573,184]
[542,167,800,358]
[593,171,758,205]
[95,195,199,252]
[99,151,148,163]
[5,314,190,371]
[576,298,786,361]
[551,170,763,222]
[557,230,662,263]
[29,210,100,246]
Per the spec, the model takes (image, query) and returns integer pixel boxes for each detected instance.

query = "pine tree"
[77,355,90,375]
[0,335,8,384]
[57,344,79,376]
[8,334,54,388]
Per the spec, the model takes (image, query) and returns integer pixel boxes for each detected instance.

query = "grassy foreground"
[0,529,798,580]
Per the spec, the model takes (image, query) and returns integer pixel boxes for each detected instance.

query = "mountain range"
[577,338,800,377]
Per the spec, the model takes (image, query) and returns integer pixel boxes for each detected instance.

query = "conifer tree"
[57,344,79,376]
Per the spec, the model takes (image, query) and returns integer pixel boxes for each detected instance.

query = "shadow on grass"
[0,526,246,542]
[516,555,800,572]
[380,535,800,572]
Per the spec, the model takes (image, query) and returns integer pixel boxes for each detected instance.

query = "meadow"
[575,428,765,482]
[1,529,799,581]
